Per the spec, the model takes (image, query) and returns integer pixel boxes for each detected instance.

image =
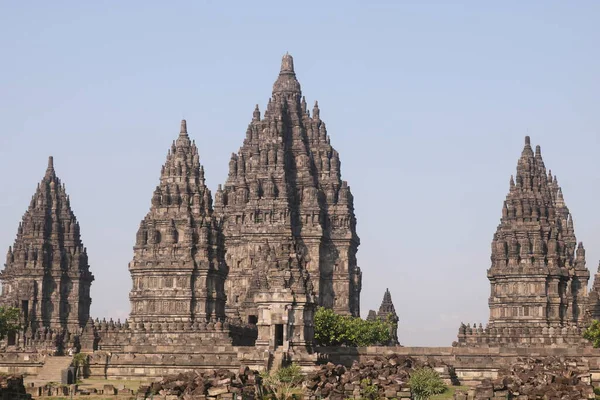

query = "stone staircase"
[25,356,72,386]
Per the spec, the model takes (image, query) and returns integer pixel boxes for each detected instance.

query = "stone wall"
[0,353,43,376]
[6,344,600,393]
[456,323,588,347]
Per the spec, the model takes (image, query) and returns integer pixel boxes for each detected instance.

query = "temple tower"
[585,263,600,322]
[0,157,94,332]
[128,120,227,324]
[367,288,399,345]
[487,136,589,329]
[215,54,361,323]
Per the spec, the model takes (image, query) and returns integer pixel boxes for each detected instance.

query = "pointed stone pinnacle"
[180,119,188,135]
[280,52,294,74]
[525,136,531,146]
[273,53,301,95]
[46,156,55,176]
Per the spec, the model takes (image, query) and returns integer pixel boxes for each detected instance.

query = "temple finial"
[253,104,260,121]
[525,136,531,146]
[46,156,55,176]
[273,53,301,94]
[280,53,294,74]
[180,119,187,135]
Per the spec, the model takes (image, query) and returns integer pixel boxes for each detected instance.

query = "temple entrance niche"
[7,332,16,346]
[274,324,284,348]
[21,300,29,322]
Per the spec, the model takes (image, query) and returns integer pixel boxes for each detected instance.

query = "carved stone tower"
[487,136,589,329]
[0,157,94,332]
[585,263,600,322]
[129,120,227,324]
[215,54,361,323]
[367,288,399,345]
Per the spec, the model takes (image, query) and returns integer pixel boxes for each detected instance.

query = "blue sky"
[1,1,599,346]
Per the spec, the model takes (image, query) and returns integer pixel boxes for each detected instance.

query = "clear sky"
[1,1,599,346]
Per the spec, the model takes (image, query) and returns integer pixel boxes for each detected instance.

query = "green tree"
[583,320,600,348]
[0,307,21,340]
[260,363,304,400]
[409,367,446,400]
[313,307,392,347]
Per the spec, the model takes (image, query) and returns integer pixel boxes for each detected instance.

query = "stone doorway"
[274,324,284,348]
[7,332,16,346]
[21,300,29,321]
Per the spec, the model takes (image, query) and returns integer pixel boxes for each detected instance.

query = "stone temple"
[457,136,594,346]
[129,119,227,325]
[217,53,362,322]
[0,157,94,347]
[0,54,377,376]
[6,55,600,385]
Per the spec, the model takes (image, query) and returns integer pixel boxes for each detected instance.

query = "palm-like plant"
[409,367,446,400]
[260,363,304,400]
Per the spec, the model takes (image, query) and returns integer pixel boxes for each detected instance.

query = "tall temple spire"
[487,136,589,331]
[220,54,361,327]
[129,119,226,324]
[367,288,399,345]
[0,157,94,332]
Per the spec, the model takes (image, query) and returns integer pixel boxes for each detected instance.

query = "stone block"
[103,384,116,395]
[207,385,229,396]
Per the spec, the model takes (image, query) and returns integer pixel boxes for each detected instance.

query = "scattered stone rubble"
[134,354,453,399]
[136,367,260,399]
[454,357,596,400]
[303,354,450,399]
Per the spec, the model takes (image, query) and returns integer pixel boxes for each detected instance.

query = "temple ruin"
[0,157,93,347]
[457,136,593,346]
[4,55,600,389]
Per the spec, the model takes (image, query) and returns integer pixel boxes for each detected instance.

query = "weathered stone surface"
[217,53,361,325]
[456,357,595,399]
[129,120,227,325]
[458,137,590,347]
[304,354,445,399]
[0,157,94,341]
[138,369,257,399]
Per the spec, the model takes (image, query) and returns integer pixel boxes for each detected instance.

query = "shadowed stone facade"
[216,54,361,324]
[0,55,367,371]
[457,136,591,346]
[128,120,227,325]
[0,157,94,336]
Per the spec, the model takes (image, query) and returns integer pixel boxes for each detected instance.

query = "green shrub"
[409,367,447,400]
[0,307,21,340]
[313,307,391,347]
[360,378,380,399]
[584,320,600,348]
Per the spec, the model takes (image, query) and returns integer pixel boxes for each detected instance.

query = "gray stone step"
[25,356,73,386]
